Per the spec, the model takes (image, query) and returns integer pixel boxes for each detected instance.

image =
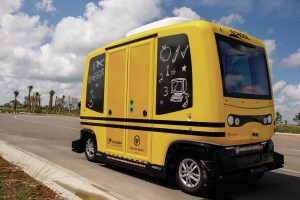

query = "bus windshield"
[215,34,271,100]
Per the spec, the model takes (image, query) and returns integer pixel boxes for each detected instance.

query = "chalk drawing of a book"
[170,78,188,102]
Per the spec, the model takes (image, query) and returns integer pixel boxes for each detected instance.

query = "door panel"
[106,48,128,153]
[126,39,154,161]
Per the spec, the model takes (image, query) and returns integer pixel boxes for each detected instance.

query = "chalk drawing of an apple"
[160,45,171,62]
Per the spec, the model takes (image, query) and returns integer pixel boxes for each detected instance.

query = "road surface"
[0,113,299,200]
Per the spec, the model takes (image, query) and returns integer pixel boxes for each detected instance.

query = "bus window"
[86,53,105,112]
[216,34,271,100]
[156,34,193,115]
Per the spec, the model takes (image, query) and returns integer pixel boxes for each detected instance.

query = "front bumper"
[201,141,284,184]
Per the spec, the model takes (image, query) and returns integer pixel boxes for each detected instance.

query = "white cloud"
[172,7,201,20]
[0,0,23,17]
[273,80,286,93]
[281,48,300,68]
[263,39,276,68]
[0,0,163,105]
[273,82,300,124]
[35,0,56,13]
[215,14,245,26]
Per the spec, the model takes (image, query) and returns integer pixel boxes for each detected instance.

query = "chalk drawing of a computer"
[170,78,188,102]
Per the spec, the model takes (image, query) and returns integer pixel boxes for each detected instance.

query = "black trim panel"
[80,116,225,128]
[80,122,225,137]
[105,34,158,50]
[95,152,166,178]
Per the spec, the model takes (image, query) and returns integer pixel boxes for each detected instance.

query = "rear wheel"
[85,137,97,162]
[175,157,205,195]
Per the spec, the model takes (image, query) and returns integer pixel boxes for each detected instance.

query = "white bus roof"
[126,17,193,37]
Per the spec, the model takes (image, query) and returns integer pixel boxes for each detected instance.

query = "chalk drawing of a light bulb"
[160,45,171,62]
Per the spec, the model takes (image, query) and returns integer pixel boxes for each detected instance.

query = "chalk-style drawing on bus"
[181,45,189,58]
[160,45,171,62]
[170,78,188,103]
[172,45,180,63]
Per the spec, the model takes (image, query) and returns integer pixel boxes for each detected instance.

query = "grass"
[0,107,79,116]
[0,155,65,200]
[275,124,300,134]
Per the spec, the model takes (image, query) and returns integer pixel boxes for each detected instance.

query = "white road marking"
[13,116,80,131]
[280,168,300,175]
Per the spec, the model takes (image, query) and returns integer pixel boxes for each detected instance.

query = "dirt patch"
[0,155,65,200]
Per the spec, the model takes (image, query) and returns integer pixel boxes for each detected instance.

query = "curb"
[0,140,120,200]
[275,132,300,136]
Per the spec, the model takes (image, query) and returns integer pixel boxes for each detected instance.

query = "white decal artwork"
[182,65,187,72]
[159,73,164,83]
[181,45,189,59]
[170,78,189,108]
[160,45,171,62]
[172,45,180,63]
[171,68,176,76]
[160,100,164,105]
[90,89,95,99]
[182,94,190,108]
[166,65,170,76]
[88,99,94,108]
[164,86,168,96]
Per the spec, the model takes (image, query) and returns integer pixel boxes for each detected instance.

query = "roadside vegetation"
[275,112,300,134]
[0,85,80,116]
[0,155,64,200]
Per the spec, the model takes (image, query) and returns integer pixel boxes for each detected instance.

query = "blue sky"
[0,0,299,122]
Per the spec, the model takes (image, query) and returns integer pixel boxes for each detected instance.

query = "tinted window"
[216,34,271,99]
[156,34,193,115]
[86,53,105,112]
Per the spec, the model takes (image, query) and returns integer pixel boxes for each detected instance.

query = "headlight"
[228,115,234,126]
[267,115,272,124]
[263,117,268,125]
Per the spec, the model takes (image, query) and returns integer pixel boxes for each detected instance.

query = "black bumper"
[201,141,284,184]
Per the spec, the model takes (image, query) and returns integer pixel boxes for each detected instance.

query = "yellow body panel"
[106,48,128,154]
[80,20,274,166]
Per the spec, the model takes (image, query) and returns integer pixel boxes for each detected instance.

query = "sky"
[0,0,299,123]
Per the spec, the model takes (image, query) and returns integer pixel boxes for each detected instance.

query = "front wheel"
[85,137,97,162]
[175,157,205,195]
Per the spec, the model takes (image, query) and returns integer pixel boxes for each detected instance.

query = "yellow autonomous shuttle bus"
[72,18,283,194]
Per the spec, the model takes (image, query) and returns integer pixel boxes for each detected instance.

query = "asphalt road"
[0,113,299,200]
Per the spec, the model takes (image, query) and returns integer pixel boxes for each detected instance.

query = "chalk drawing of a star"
[182,65,187,72]
[171,68,176,75]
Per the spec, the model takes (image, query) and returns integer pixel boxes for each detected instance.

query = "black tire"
[85,137,97,162]
[175,157,205,195]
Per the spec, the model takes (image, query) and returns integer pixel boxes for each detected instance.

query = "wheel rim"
[178,158,201,188]
[86,138,95,158]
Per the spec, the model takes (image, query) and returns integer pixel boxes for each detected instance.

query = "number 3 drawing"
[164,86,168,96]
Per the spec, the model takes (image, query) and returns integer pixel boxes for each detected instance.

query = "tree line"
[275,112,300,126]
[9,85,80,114]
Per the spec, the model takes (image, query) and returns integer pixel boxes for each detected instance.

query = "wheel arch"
[80,128,98,149]
[164,140,217,175]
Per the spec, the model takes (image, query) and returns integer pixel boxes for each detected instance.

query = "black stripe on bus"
[105,34,158,50]
[80,122,225,137]
[80,116,225,128]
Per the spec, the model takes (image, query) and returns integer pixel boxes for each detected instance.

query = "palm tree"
[47,90,55,114]
[26,85,33,111]
[54,96,58,113]
[58,95,65,113]
[13,90,19,113]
